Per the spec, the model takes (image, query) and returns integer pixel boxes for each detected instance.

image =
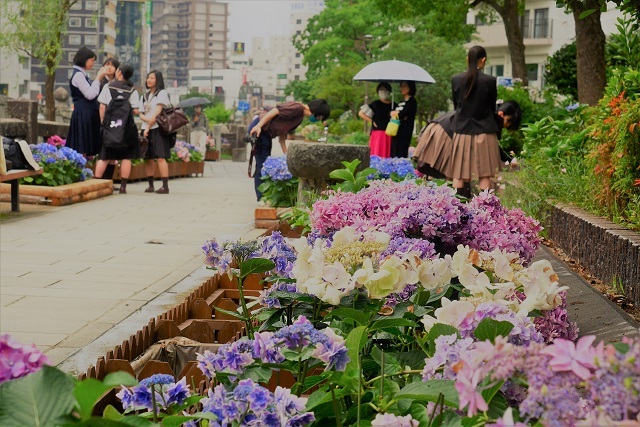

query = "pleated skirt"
[369,130,391,158]
[413,122,453,179]
[449,132,501,181]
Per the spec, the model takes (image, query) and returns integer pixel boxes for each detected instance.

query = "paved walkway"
[1,155,637,375]
[1,158,262,370]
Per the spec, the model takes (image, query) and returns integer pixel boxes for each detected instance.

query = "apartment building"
[289,1,325,82]
[150,0,228,87]
[469,0,623,87]
[29,0,117,93]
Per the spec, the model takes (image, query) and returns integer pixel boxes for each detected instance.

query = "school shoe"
[155,187,169,194]
[144,186,155,193]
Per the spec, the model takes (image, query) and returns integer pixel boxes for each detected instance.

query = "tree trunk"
[499,0,528,85]
[570,0,607,105]
[44,58,56,121]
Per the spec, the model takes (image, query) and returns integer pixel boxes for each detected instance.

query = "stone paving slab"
[1,159,257,367]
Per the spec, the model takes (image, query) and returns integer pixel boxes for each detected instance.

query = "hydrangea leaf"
[473,318,514,343]
[395,379,459,407]
[0,365,75,426]
[368,318,417,333]
[325,307,372,326]
[239,258,275,278]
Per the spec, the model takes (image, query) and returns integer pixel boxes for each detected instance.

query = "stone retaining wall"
[548,204,640,305]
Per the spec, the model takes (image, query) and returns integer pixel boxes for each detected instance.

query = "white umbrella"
[353,60,436,84]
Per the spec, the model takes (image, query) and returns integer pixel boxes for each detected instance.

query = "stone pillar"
[286,141,370,205]
[7,100,38,144]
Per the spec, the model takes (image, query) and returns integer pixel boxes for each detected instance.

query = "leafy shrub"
[258,156,298,207]
[544,42,578,99]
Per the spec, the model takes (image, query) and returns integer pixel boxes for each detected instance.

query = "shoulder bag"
[148,92,189,135]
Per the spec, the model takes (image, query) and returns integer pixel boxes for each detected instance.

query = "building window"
[521,10,530,38]
[296,30,301,35]
[295,64,300,69]
[68,51,75,62]
[69,17,81,27]
[85,35,97,45]
[534,8,549,38]
[295,53,300,58]
[70,2,82,10]
[85,1,98,11]
[296,19,302,24]
[474,15,486,26]
[69,35,82,45]
[85,17,97,28]
[526,63,539,81]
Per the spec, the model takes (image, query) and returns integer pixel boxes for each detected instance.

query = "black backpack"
[101,84,137,150]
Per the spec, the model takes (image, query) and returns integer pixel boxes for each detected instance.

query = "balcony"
[522,19,553,39]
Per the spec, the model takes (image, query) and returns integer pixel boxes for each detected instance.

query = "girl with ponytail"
[94,63,141,193]
[449,45,500,197]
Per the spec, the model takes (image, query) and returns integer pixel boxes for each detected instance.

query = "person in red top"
[248,99,330,201]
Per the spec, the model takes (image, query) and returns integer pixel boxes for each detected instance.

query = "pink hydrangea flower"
[0,334,49,383]
[540,335,598,380]
[455,365,489,417]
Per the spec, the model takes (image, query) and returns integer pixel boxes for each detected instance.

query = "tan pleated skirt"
[449,132,501,181]
[413,122,454,179]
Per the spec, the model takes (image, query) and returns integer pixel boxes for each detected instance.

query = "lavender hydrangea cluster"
[310,181,543,263]
[531,292,579,343]
[203,234,295,278]
[380,236,436,260]
[383,284,418,309]
[260,231,296,278]
[311,181,466,244]
[0,334,49,384]
[261,155,293,181]
[422,334,476,381]
[461,191,542,264]
[259,281,300,308]
[369,155,417,180]
[116,374,191,412]
[587,337,640,421]
[200,380,315,427]
[197,316,349,379]
[457,302,543,347]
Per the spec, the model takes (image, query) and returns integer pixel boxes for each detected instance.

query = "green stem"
[357,353,362,427]
[331,387,342,427]
[150,384,158,423]
[364,370,424,386]
[380,350,385,403]
[236,274,253,336]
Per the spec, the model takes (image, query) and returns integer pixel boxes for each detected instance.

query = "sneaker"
[155,187,169,194]
[144,186,155,193]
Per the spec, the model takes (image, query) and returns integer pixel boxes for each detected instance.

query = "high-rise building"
[115,1,143,84]
[30,0,117,93]
[150,0,228,87]
[289,1,325,82]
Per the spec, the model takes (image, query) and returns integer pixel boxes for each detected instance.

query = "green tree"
[544,42,578,99]
[293,0,396,79]
[283,80,315,103]
[379,32,466,121]
[377,0,529,84]
[311,63,367,118]
[0,0,79,120]
[204,103,233,124]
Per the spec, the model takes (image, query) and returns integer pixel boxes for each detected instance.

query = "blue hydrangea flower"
[261,155,293,181]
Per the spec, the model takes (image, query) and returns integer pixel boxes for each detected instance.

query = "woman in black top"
[358,82,396,158]
[449,45,501,194]
[390,80,417,158]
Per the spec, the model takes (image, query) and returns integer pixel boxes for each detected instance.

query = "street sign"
[237,101,250,111]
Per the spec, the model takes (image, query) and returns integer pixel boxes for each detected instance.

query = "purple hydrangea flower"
[0,334,49,384]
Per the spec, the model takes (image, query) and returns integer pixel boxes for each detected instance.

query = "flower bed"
[2,179,636,426]
[22,138,94,186]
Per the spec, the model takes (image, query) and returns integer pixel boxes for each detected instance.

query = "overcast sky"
[223,1,295,53]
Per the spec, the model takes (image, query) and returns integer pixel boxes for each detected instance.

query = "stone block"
[38,120,69,139]
[286,141,370,179]
[232,147,247,162]
[7,99,38,144]
[0,118,28,140]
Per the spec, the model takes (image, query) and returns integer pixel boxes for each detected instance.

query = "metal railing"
[521,18,553,39]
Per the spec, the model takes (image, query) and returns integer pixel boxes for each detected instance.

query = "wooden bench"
[0,169,43,212]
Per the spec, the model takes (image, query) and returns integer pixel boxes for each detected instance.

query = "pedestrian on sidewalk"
[94,64,141,194]
[248,99,330,201]
[413,100,522,188]
[190,104,209,156]
[390,80,417,158]
[66,46,108,156]
[449,45,501,197]
[358,82,396,158]
[139,70,172,194]
[98,57,121,182]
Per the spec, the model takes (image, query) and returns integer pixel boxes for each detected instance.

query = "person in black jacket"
[413,100,522,183]
[390,80,417,158]
[449,45,500,197]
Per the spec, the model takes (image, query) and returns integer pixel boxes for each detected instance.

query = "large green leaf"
[329,168,355,182]
[239,258,275,278]
[395,379,460,407]
[74,373,138,421]
[325,307,372,326]
[369,318,417,333]
[473,319,514,343]
[0,365,75,426]
[371,346,402,375]
[161,412,218,427]
[345,326,368,372]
